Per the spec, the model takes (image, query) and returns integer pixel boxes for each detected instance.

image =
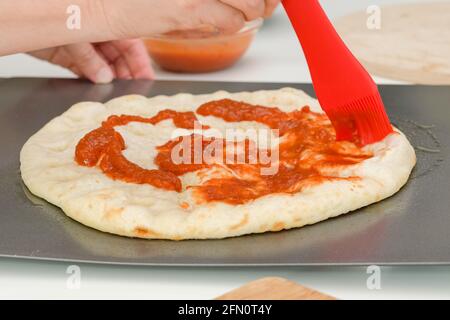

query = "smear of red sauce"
[75,99,372,204]
[75,111,202,192]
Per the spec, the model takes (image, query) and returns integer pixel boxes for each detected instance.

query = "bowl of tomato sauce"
[143,19,263,73]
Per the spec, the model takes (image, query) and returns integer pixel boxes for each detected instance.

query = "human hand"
[25,0,281,83]
[105,0,281,38]
[28,39,154,84]
[1,0,280,67]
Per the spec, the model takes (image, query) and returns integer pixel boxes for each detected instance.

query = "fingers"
[96,42,131,79]
[219,0,265,21]
[98,39,154,80]
[29,40,153,83]
[185,0,245,34]
[65,39,153,83]
[218,0,279,21]
[29,47,84,77]
[264,0,280,17]
[65,43,114,84]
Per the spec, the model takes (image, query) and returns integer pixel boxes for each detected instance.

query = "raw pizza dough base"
[20,88,416,240]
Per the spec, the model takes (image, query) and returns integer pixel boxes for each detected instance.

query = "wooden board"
[216,277,336,300]
[335,2,450,85]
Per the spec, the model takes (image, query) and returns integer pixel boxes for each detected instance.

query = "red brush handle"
[282,0,375,105]
[282,0,393,145]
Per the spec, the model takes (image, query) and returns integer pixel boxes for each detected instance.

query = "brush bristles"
[326,92,393,146]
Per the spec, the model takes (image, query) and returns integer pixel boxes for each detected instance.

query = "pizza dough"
[20,88,416,240]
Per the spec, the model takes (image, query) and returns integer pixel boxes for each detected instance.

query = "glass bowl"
[143,19,263,73]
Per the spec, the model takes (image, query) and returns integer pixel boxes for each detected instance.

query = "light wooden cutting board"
[335,2,450,85]
[216,277,336,300]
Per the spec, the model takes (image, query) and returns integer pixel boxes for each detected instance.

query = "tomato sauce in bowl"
[143,19,262,73]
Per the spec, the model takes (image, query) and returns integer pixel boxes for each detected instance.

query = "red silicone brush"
[282,0,393,145]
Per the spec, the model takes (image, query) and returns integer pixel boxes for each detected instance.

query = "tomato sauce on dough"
[75,99,372,205]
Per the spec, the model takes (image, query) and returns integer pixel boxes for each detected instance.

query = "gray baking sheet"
[0,78,449,266]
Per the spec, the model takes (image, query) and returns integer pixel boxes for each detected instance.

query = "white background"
[1,0,450,299]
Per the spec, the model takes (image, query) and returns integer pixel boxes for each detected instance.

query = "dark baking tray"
[0,78,449,266]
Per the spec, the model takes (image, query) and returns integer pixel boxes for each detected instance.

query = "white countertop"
[1,0,449,300]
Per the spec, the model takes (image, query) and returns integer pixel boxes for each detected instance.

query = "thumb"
[65,43,114,84]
